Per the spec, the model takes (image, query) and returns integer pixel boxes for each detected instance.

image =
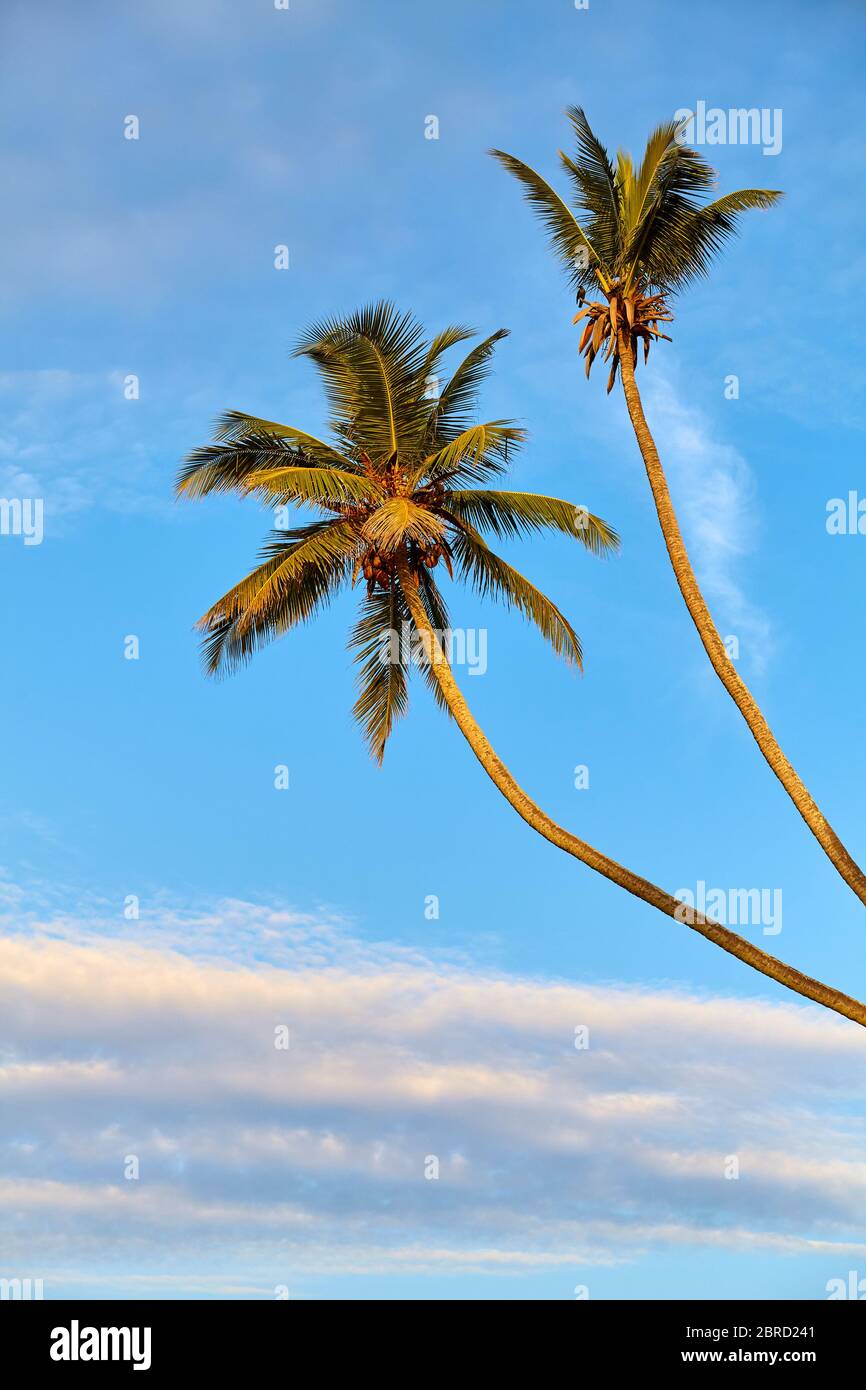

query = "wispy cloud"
[642,371,774,674]
[0,370,173,526]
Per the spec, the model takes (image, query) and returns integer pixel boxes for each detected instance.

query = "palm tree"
[177,302,866,1028]
[492,110,866,909]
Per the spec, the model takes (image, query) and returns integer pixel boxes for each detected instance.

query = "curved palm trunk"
[617,334,866,909]
[398,561,866,1028]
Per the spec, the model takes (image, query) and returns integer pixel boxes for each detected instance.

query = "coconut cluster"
[361,550,392,592]
[361,539,449,596]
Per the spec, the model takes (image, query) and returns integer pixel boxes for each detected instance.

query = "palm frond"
[349,583,410,763]
[177,435,286,498]
[177,427,357,498]
[418,324,478,390]
[559,105,621,269]
[672,188,784,286]
[413,568,453,717]
[563,106,619,211]
[195,519,361,675]
[209,413,361,465]
[489,150,601,291]
[443,490,619,556]
[619,119,682,248]
[416,564,450,635]
[295,301,426,368]
[242,465,384,510]
[421,421,525,485]
[295,302,431,458]
[449,521,583,667]
[424,328,511,445]
[626,144,721,290]
[699,188,783,217]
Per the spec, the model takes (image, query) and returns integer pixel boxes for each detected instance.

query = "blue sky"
[1,0,866,1300]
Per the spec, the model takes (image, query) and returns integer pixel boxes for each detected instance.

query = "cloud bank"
[1,890,865,1297]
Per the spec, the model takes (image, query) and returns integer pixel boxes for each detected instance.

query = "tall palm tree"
[492,110,866,909]
[177,302,866,1028]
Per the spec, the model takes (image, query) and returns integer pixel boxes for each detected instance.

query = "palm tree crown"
[177,302,618,760]
[492,107,782,390]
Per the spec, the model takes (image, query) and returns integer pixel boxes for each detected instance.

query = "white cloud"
[1,890,865,1294]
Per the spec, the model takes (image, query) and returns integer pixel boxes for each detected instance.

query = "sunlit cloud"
[1,890,865,1294]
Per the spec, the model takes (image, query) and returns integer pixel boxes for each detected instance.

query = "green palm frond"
[296,302,432,459]
[419,324,478,387]
[196,519,361,675]
[241,466,384,511]
[423,328,512,444]
[349,568,456,759]
[178,427,357,498]
[564,106,619,213]
[618,120,685,260]
[209,412,362,462]
[653,187,783,288]
[416,564,450,638]
[414,568,453,717]
[296,301,427,370]
[350,584,410,763]
[420,421,525,485]
[558,105,621,269]
[177,435,289,498]
[699,188,783,217]
[443,490,619,556]
[449,521,583,667]
[626,143,725,290]
[488,151,602,291]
